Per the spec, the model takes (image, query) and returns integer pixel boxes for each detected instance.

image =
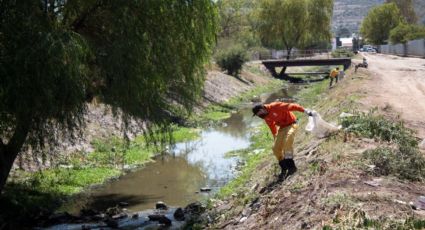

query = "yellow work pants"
[272,124,298,161]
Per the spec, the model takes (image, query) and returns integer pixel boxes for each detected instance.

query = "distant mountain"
[414,0,425,24]
[332,0,385,36]
[332,0,425,37]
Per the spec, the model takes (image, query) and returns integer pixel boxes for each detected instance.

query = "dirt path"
[360,52,425,138]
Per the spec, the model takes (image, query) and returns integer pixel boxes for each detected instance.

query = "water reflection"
[74,85,301,213]
[88,156,207,211]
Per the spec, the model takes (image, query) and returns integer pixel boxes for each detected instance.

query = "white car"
[366,48,377,53]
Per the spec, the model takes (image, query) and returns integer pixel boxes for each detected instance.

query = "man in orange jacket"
[253,102,313,181]
[329,67,339,88]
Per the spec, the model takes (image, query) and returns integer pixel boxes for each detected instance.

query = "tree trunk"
[286,47,293,60]
[0,120,30,194]
[0,148,19,193]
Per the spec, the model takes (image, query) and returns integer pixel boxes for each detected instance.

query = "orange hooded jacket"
[330,69,339,78]
[263,102,305,136]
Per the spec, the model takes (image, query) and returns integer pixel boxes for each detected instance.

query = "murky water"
[70,85,299,214]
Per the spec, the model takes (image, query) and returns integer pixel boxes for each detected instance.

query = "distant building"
[332,37,353,50]
[340,37,353,49]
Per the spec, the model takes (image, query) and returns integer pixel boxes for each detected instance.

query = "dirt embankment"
[206,55,425,229]
[14,63,273,171]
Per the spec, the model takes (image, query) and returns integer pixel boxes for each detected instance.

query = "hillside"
[332,0,384,35]
[333,0,425,36]
[414,0,425,24]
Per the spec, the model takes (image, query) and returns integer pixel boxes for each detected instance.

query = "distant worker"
[362,57,368,67]
[355,58,368,72]
[252,102,313,181]
[329,67,339,88]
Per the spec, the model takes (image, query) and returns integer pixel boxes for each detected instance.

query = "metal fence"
[378,39,425,57]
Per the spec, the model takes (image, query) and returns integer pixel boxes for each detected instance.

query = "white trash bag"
[419,139,425,150]
[305,111,340,138]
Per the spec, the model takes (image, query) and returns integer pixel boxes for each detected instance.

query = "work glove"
[304,109,313,116]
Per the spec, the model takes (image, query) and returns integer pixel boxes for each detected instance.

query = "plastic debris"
[415,196,425,210]
[419,139,425,150]
[305,111,340,138]
[339,112,354,118]
[364,179,381,187]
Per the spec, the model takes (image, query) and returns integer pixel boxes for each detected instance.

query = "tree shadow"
[86,193,163,212]
[0,182,67,229]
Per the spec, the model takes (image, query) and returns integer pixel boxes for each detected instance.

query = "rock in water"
[174,208,185,221]
[156,201,168,210]
[184,202,206,214]
[105,218,119,228]
[148,214,172,226]
[200,187,212,192]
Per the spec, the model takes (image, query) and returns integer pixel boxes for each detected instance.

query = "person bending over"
[252,102,313,181]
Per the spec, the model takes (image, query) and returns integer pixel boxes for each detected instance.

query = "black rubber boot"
[278,159,289,181]
[286,159,297,177]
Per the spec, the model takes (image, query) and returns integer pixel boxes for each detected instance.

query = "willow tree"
[0,0,217,192]
[257,0,333,77]
[360,3,403,44]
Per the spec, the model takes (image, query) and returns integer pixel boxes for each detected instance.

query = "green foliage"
[27,168,120,195]
[217,151,266,198]
[0,167,120,227]
[0,0,218,191]
[216,0,261,49]
[341,111,417,145]
[363,147,425,181]
[217,0,253,37]
[298,79,330,106]
[341,112,425,181]
[202,110,232,122]
[257,0,333,55]
[89,127,200,166]
[360,3,403,44]
[169,127,201,143]
[390,23,425,44]
[216,45,249,77]
[386,0,418,24]
[331,49,354,58]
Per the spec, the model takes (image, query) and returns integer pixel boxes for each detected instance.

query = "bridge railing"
[255,49,332,60]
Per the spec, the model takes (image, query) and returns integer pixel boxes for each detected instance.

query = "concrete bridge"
[262,58,352,83]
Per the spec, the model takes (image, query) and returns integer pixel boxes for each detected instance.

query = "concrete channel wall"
[379,39,425,57]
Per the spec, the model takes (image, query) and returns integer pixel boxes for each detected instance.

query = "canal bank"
[195,59,425,230]
[39,83,303,230]
[0,62,286,228]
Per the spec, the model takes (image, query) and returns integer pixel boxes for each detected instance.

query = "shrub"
[390,23,425,44]
[249,46,271,60]
[215,45,248,77]
[341,111,425,181]
[341,111,417,145]
[331,49,354,58]
[364,147,425,181]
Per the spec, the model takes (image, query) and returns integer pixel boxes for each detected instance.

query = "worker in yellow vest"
[329,67,339,88]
